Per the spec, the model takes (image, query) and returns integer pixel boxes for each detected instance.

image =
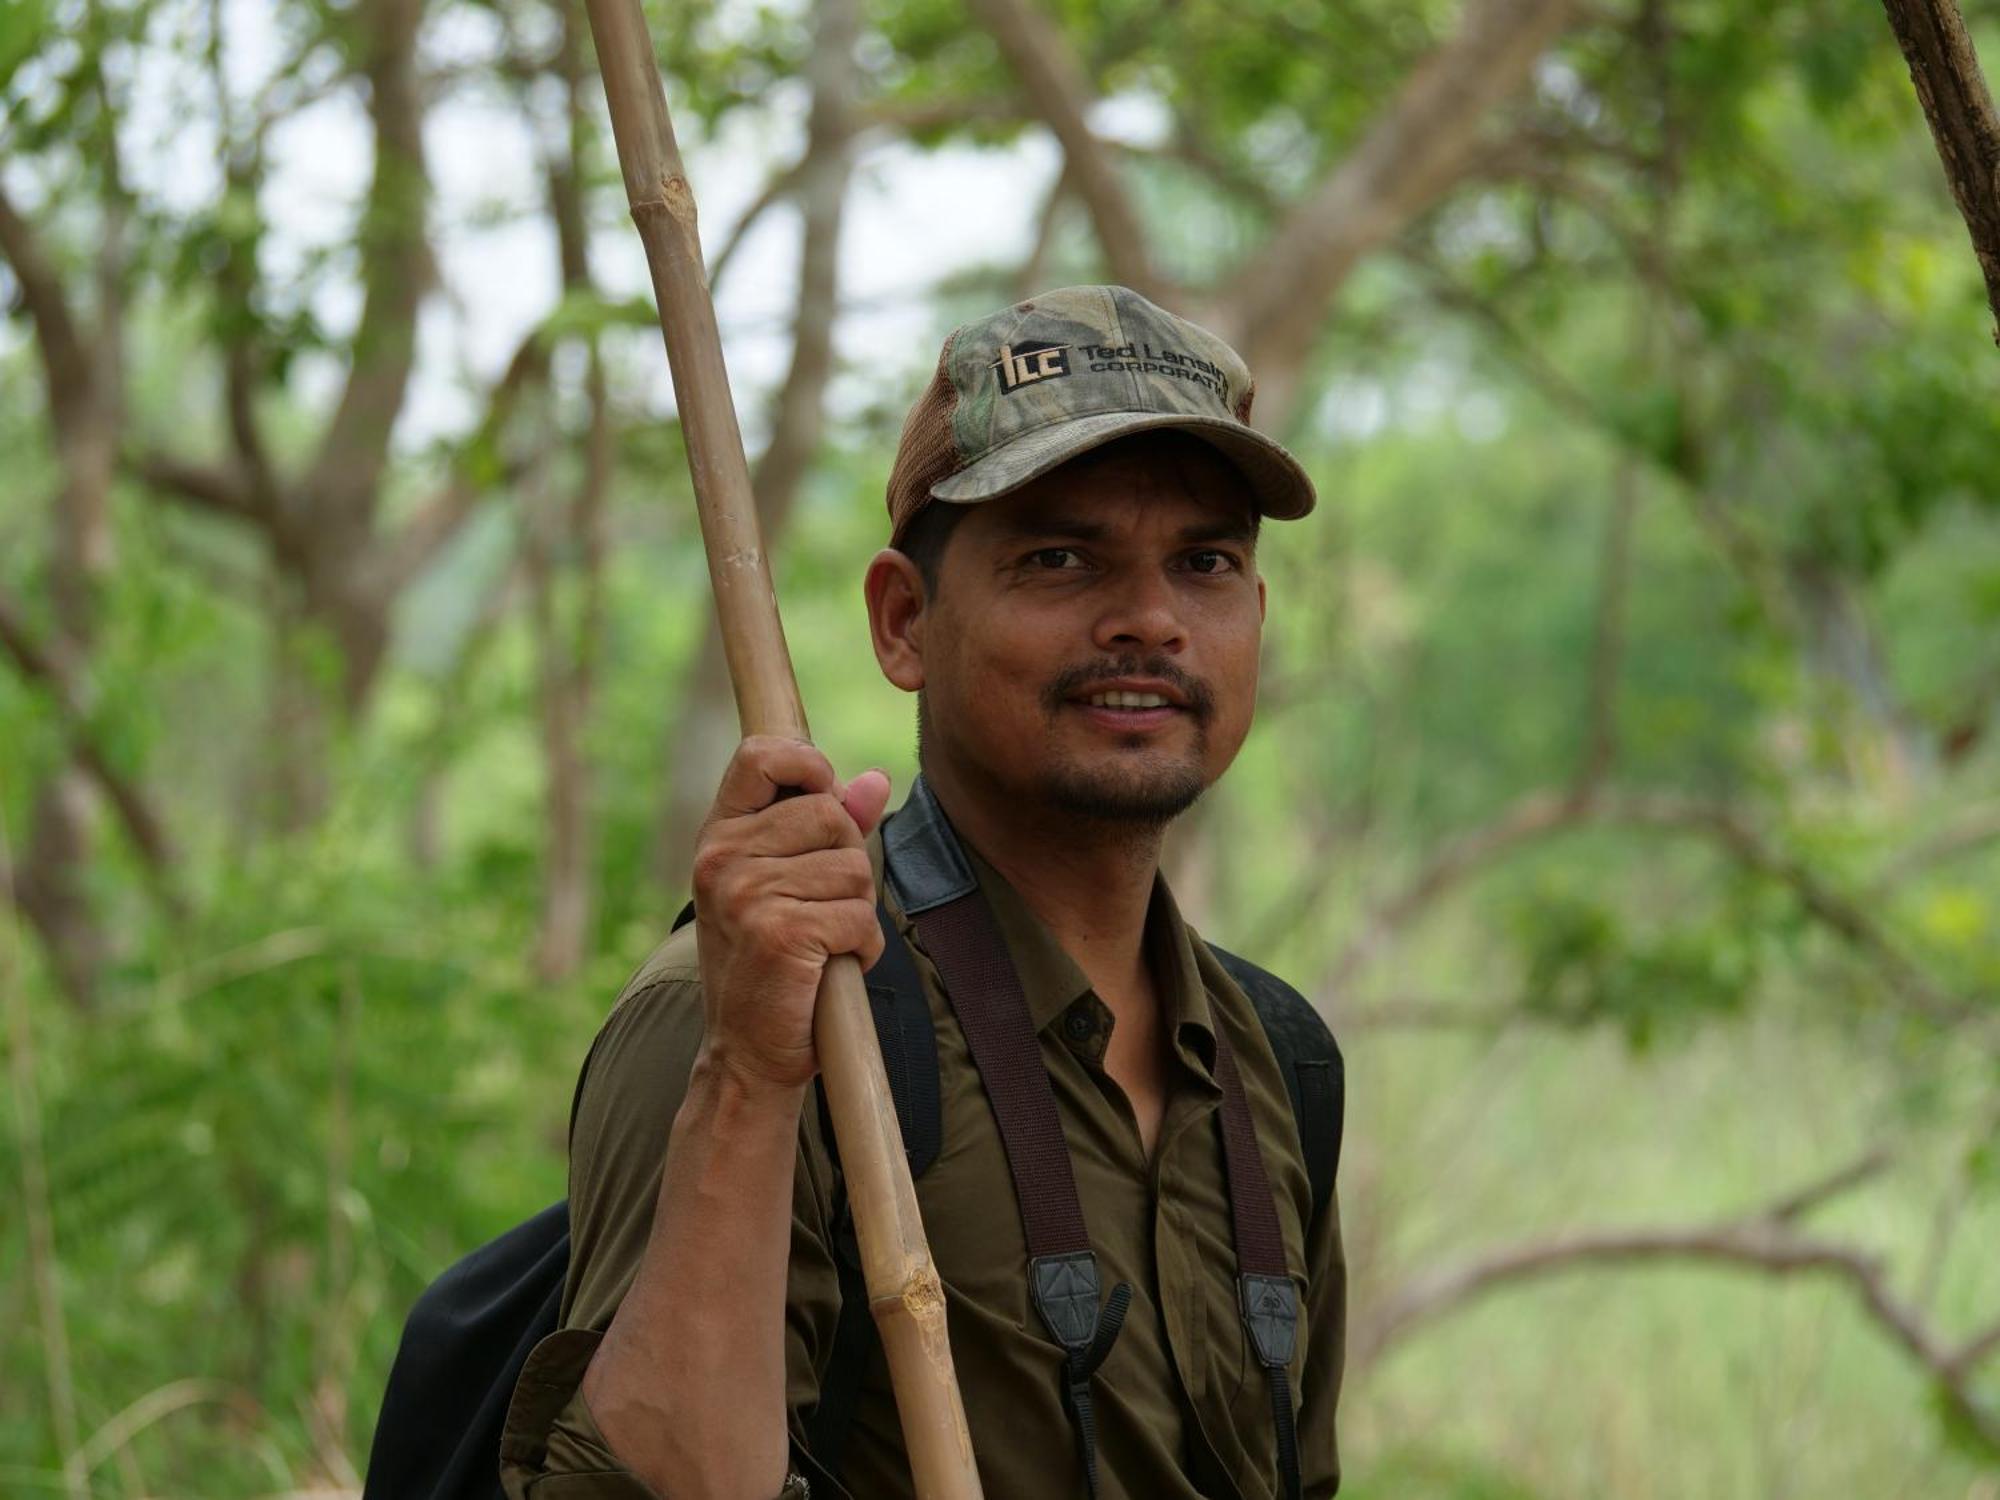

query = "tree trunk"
[654,0,859,888]
[1211,0,1579,432]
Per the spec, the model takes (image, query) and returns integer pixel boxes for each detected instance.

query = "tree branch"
[747,0,858,522]
[1878,800,2000,885]
[708,156,807,293]
[963,0,1165,299]
[1357,1150,2000,1452]
[0,586,182,909]
[859,94,1022,135]
[301,0,433,519]
[381,326,550,597]
[1213,0,1580,424]
[1880,0,2000,343]
[0,181,93,430]
[1015,159,1074,299]
[1276,785,1976,1028]
[127,451,263,524]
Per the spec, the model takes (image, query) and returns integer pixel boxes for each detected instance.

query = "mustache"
[1043,660,1215,720]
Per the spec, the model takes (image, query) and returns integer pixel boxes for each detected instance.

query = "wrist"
[688,1043,810,1119]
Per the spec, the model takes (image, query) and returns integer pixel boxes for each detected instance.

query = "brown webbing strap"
[911,893,1089,1257]
[1213,1029,1304,1500]
[1211,1030,1289,1278]
[916,880,1301,1500]
[911,891,1131,1499]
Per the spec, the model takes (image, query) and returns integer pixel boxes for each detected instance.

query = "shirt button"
[1065,1009,1094,1040]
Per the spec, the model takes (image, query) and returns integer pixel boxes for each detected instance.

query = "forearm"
[582,1048,804,1499]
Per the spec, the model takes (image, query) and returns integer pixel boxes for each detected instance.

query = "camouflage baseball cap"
[885,284,1316,549]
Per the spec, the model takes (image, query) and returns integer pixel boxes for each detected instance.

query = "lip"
[1068,701,1185,733]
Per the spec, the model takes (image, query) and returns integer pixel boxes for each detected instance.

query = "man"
[499,285,1345,1499]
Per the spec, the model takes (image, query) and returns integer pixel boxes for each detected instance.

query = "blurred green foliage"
[3,0,1999,1496]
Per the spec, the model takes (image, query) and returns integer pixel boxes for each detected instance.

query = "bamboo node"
[660,173,698,229]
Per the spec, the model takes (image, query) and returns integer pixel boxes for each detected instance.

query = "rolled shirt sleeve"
[498,968,851,1498]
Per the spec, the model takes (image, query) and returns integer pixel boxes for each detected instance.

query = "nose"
[1092,564,1188,656]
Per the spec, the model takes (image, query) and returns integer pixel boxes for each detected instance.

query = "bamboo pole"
[579,4,983,1496]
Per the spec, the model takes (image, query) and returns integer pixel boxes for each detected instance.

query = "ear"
[865,548,927,693]
[1257,570,1267,623]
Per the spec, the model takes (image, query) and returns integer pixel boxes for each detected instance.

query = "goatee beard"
[1036,761,1209,828]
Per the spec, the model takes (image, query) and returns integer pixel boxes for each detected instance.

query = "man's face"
[883,435,1267,830]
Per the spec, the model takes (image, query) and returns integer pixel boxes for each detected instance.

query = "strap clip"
[1238,1272,1299,1369]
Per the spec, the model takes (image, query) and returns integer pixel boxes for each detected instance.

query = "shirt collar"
[880,770,1219,1080]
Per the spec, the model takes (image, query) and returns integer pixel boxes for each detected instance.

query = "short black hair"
[894,500,971,600]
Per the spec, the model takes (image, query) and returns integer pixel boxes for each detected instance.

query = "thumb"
[841,768,893,836]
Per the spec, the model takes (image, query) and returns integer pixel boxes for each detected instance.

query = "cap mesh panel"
[885,330,962,548]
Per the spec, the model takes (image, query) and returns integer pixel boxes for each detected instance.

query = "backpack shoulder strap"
[670,896,941,1177]
[674,895,945,1478]
[1206,943,1344,1231]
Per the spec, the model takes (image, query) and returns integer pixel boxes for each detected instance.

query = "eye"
[1185,548,1242,575]
[1026,547,1085,570]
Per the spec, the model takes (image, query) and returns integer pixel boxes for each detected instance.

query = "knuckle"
[689,839,732,895]
[817,794,857,845]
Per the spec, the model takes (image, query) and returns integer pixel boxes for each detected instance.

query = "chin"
[1034,758,1211,826]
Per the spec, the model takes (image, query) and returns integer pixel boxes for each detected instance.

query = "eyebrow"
[993,512,1258,545]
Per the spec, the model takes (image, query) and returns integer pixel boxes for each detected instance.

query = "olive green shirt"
[499,791,1345,1498]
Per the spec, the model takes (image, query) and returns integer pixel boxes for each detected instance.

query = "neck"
[919,754,1164,994]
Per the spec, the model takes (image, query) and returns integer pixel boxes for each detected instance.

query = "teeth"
[1086,691,1170,708]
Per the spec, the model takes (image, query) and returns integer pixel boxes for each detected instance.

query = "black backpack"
[363,897,1342,1500]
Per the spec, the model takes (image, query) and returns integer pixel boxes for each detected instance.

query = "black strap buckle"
[1031,1252,1133,1500]
[1238,1271,1299,1369]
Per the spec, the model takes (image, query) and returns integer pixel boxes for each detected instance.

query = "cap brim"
[927,411,1316,521]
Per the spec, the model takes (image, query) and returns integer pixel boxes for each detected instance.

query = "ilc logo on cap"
[992,340,1071,394]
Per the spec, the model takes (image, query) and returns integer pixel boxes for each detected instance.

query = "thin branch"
[1282,785,1975,1028]
[0,586,183,910]
[128,451,263,524]
[1401,244,1799,633]
[858,95,1022,134]
[1765,1147,1895,1223]
[0,181,93,428]
[1953,1317,2000,1376]
[1213,0,1580,420]
[963,0,1164,298]
[380,325,551,596]
[1357,1151,2000,1451]
[708,156,806,293]
[1015,159,1074,299]
[1880,0,2000,342]
[1877,801,2000,886]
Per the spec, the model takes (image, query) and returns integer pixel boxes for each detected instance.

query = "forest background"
[4,0,1999,1495]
